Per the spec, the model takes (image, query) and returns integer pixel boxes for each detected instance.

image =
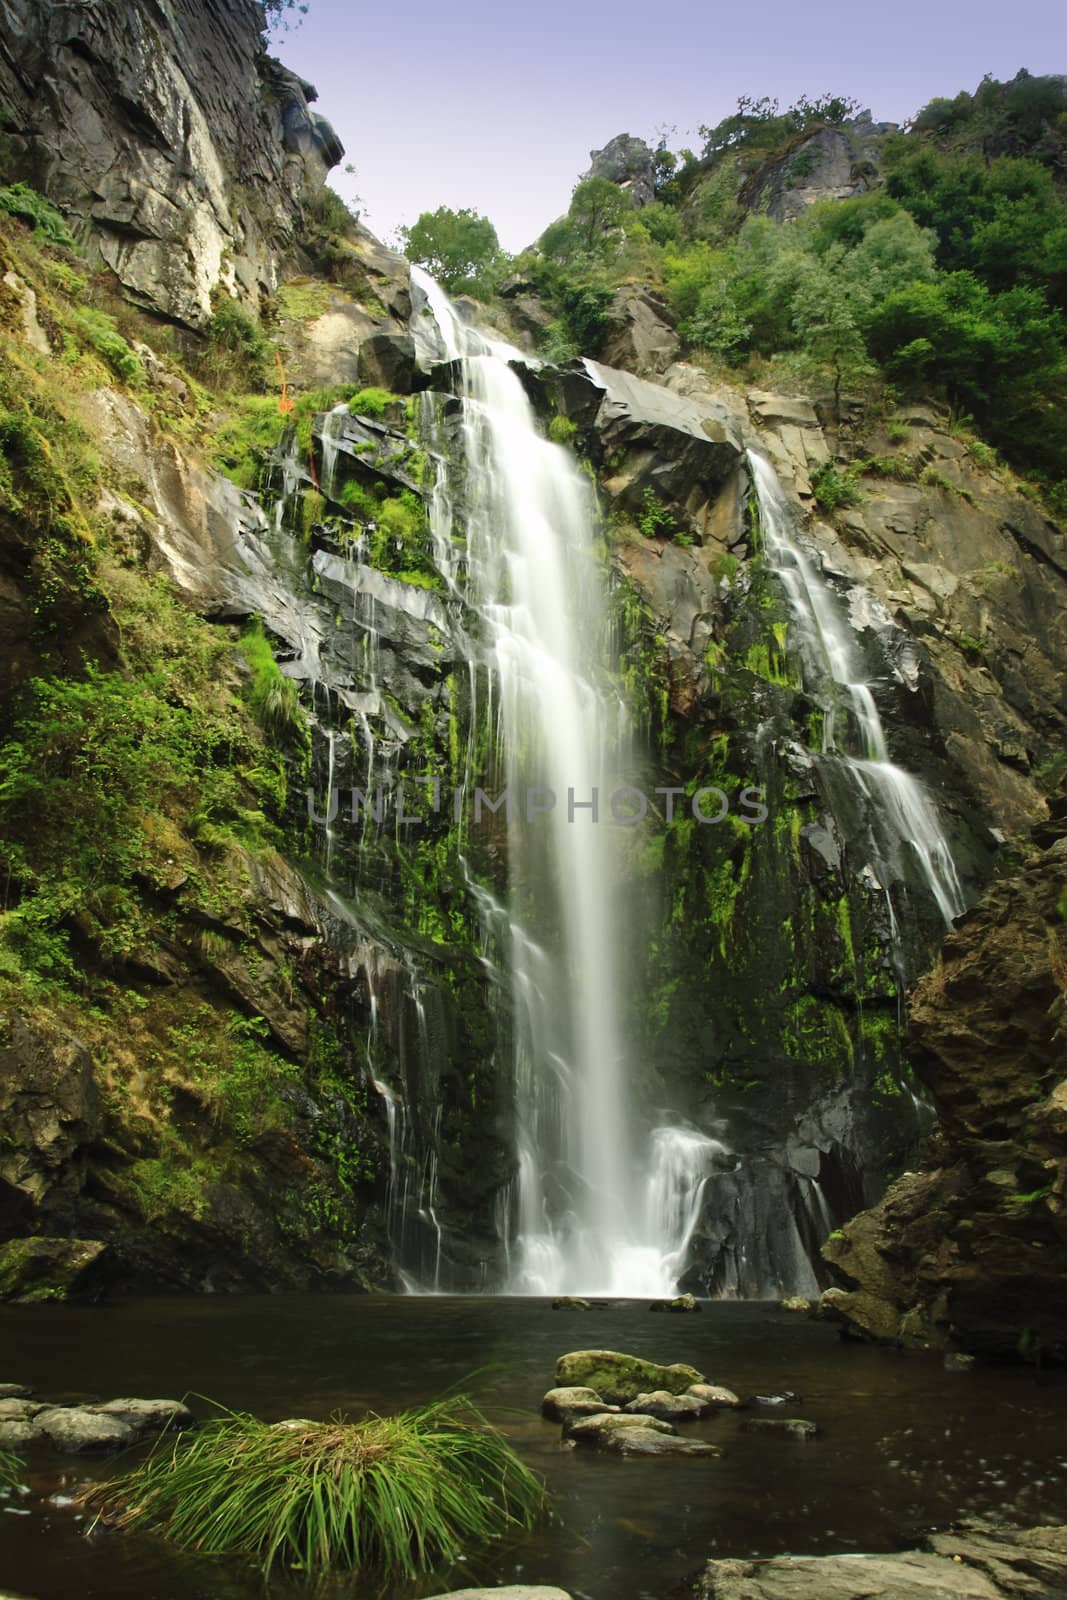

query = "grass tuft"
[0,1448,23,1491]
[83,1396,545,1576]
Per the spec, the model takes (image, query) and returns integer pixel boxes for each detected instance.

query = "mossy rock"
[0,1237,109,1303]
[554,1349,704,1404]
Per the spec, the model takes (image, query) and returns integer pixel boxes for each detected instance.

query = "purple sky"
[273,0,1060,252]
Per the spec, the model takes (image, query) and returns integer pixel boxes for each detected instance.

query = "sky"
[273,0,1062,253]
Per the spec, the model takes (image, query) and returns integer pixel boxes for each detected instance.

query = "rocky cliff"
[1,3,1066,1320]
[820,796,1067,1360]
[0,0,342,325]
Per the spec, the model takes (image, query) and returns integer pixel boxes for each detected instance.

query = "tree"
[566,178,630,253]
[790,259,874,415]
[398,208,504,294]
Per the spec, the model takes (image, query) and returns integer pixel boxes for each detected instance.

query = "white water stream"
[412,269,719,1294]
[747,451,965,928]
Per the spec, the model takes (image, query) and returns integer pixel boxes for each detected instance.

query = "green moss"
[72,308,143,384]
[276,279,329,321]
[238,619,308,742]
[348,387,401,419]
[0,182,75,247]
[547,414,578,447]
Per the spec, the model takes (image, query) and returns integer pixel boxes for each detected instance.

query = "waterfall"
[747,451,965,931]
[412,268,709,1294]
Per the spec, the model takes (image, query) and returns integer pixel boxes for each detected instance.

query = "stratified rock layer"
[820,816,1067,1358]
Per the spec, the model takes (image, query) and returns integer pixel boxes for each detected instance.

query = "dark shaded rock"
[599,1429,720,1458]
[0,1386,32,1400]
[0,1019,100,1230]
[0,1238,109,1304]
[821,828,1067,1360]
[555,1350,704,1404]
[357,332,419,394]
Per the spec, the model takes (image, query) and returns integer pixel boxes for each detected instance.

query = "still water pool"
[2,1296,1066,1599]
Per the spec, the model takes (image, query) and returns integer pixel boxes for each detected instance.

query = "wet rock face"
[820,824,1067,1359]
[0,0,341,324]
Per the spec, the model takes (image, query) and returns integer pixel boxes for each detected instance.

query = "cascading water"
[413,268,715,1294]
[747,450,965,933]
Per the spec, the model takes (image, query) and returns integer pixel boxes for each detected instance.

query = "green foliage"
[164,1009,301,1143]
[547,414,578,446]
[399,207,505,294]
[238,619,308,740]
[86,1397,545,1578]
[562,177,631,254]
[811,461,864,510]
[637,487,677,538]
[208,394,283,490]
[698,92,862,161]
[276,279,328,321]
[72,307,143,384]
[348,386,399,419]
[199,292,272,392]
[0,182,75,247]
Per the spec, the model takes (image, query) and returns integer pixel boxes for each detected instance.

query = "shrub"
[72,308,143,384]
[0,182,75,247]
[348,387,399,419]
[811,461,864,511]
[84,1397,545,1578]
[200,292,272,391]
[548,414,578,447]
[238,620,307,740]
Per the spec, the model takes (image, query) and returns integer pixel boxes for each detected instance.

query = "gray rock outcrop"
[0,0,342,324]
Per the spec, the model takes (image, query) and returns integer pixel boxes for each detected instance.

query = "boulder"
[89,1398,194,1431]
[423,1590,573,1600]
[555,1350,704,1404]
[540,1387,618,1423]
[356,332,419,394]
[552,1297,591,1310]
[599,1430,720,1458]
[0,1386,32,1400]
[650,1293,700,1312]
[624,1390,708,1422]
[0,1238,109,1303]
[687,1384,743,1410]
[695,1521,1067,1598]
[563,1413,674,1442]
[599,287,680,378]
[32,1407,135,1453]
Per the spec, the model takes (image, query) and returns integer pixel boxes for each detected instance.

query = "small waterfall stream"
[747,451,965,933]
[412,269,713,1294]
